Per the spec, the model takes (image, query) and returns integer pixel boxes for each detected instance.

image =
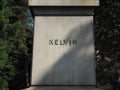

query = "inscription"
[49,39,78,45]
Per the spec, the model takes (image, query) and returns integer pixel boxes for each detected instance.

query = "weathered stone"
[32,16,96,85]
[27,0,100,90]
[29,0,99,6]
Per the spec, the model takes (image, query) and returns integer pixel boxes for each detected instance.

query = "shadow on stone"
[34,21,96,86]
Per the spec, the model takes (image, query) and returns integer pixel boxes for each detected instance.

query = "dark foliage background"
[0,0,33,90]
[95,0,120,88]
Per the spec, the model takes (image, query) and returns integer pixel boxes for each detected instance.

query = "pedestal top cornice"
[29,0,99,6]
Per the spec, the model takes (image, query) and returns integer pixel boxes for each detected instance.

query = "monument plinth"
[26,0,100,90]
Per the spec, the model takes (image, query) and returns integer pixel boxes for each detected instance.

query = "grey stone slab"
[29,0,99,6]
[31,16,96,85]
[29,6,94,16]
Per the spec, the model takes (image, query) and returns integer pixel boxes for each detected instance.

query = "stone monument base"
[22,86,102,90]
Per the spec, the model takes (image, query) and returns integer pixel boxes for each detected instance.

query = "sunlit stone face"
[31,16,96,85]
[29,0,99,6]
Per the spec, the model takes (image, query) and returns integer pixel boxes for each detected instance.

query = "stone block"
[31,16,96,85]
[29,0,99,6]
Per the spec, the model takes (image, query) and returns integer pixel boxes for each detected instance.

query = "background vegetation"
[95,0,120,88]
[0,0,33,90]
[0,0,119,90]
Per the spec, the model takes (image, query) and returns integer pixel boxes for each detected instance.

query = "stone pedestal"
[27,0,100,90]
